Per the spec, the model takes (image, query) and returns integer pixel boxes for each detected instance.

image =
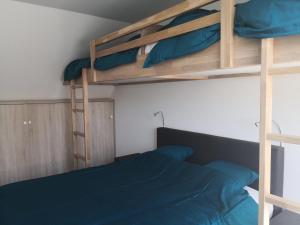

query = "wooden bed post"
[259,38,274,225]
[220,0,234,68]
[90,40,97,82]
[82,69,91,168]
[70,80,79,170]
[258,38,300,225]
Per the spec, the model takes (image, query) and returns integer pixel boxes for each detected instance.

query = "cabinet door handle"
[28,121,32,125]
[24,121,27,125]
[109,115,114,119]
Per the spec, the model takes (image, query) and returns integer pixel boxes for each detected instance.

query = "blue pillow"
[94,35,140,71]
[235,0,300,38]
[205,161,258,189]
[64,58,91,81]
[155,145,193,161]
[144,9,220,68]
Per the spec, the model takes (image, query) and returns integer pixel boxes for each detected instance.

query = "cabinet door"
[0,104,28,185]
[27,103,73,179]
[89,101,115,166]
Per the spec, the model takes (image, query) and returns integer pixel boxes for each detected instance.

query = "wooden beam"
[96,12,220,58]
[73,109,84,113]
[94,0,217,46]
[82,69,91,168]
[258,38,274,225]
[266,194,300,215]
[268,133,300,145]
[140,25,162,55]
[70,80,78,170]
[90,40,97,82]
[116,79,203,86]
[270,65,300,76]
[156,75,208,80]
[220,0,234,68]
[71,85,83,89]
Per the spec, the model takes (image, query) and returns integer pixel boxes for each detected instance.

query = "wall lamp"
[255,120,282,147]
[154,111,165,127]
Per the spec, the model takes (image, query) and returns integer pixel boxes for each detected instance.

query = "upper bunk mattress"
[0,150,258,225]
[235,0,300,38]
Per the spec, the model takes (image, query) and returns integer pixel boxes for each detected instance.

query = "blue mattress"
[0,151,258,225]
[235,0,300,38]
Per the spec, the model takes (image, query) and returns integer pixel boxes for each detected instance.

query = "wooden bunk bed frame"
[67,1,300,225]
[65,0,300,86]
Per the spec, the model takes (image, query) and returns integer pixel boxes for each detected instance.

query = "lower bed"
[0,150,257,225]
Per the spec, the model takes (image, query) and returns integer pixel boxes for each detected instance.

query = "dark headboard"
[157,127,285,200]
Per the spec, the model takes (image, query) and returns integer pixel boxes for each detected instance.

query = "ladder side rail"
[70,80,79,170]
[82,69,91,168]
[258,38,274,225]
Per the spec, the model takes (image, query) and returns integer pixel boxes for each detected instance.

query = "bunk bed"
[64,0,300,86]
[1,0,298,225]
[64,1,300,225]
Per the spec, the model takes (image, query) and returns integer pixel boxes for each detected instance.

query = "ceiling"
[13,0,183,23]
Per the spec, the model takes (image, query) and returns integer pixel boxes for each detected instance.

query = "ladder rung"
[73,131,85,137]
[71,85,83,89]
[265,194,300,214]
[268,133,300,145]
[74,153,86,161]
[72,109,84,113]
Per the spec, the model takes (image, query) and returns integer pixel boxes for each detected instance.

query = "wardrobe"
[0,99,115,186]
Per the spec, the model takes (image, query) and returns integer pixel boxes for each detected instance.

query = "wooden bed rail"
[90,0,235,82]
[94,0,217,46]
[95,12,220,58]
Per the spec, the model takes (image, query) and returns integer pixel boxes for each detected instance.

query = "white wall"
[0,0,127,100]
[115,75,300,202]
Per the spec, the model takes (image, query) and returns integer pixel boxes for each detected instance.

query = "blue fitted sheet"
[0,151,258,225]
[235,0,300,38]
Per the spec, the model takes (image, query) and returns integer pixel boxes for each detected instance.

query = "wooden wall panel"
[0,99,115,186]
[0,105,28,185]
[75,101,115,167]
[90,102,115,166]
[27,103,73,179]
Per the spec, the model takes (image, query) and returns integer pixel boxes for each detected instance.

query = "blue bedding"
[144,9,220,68]
[65,1,300,81]
[64,36,140,81]
[64,58,91,81]
[64,10,220,81]
[0,151,258,225]
[235,0,300,38]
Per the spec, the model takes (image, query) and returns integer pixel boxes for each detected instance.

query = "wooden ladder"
[70,69,91,169]
[259,38,300,225]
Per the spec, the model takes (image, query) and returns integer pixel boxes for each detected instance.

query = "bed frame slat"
[96,12,220,58]
[95,0,217,46]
